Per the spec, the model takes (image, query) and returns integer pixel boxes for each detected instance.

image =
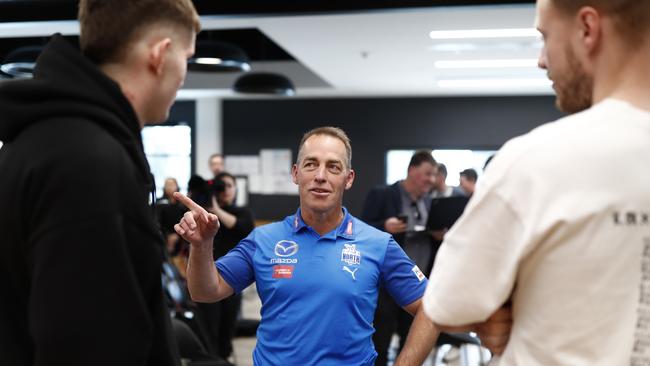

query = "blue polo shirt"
[216,207,428,366]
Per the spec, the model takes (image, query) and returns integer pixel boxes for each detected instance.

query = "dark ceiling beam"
[1,0,535,22]
[193,0,535,15]
[0,1,78,22]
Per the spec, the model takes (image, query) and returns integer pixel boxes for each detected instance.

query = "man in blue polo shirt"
[174,127,509,365]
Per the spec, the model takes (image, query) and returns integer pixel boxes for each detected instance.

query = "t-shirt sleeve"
[216,232,257,293]
[380,237,428,307]
[423,188,525,326]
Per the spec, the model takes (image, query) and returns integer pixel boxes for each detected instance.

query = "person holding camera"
[207,173,255,257]
[200,172,255,362]
[361,150,437,366]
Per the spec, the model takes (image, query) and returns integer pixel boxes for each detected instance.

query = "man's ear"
[291,164,299,185]
[345,169,355,190]
[577,6,601,55]
[149,37,172,76]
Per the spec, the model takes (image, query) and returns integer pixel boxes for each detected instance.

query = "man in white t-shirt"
[421,0,650,365]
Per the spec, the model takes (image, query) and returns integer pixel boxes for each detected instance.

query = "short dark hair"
[408,150,436,169]
[211,172,236,199]
[460,168,478,182]
[297,126,352,169]
[78,0,200,64]
[188,174,207,194]
[214,171,235,185]
[437,163,448,177]
[551,0,650,46]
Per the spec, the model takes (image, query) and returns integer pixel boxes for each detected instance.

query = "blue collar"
[292,207,355,240]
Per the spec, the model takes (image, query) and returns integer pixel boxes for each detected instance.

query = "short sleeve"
[380,238,428,307]
[216,232,257,293]
[423,189,525,326]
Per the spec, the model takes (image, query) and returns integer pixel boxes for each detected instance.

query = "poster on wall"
[235,176,248,206]
[225,155,260,176]
[226,149,297,195]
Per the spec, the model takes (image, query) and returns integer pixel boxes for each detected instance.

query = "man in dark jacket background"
[0,1,199,365]
[361,150,437,365]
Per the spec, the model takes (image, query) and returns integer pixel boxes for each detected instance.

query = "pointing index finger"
[173,192,204,212]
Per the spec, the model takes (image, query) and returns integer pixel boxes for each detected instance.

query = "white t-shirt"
[423,99,650,365]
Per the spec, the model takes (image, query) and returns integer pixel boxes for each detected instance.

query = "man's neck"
[300,206,344,236]
[401,179,422,201]
[593,42,650,111]
[435,183,447,193]
[100,63,146,128]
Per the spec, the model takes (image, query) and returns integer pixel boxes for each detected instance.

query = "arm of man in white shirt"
[395,299,513,365]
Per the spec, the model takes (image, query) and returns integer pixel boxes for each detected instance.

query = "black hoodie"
[0,35,179,365]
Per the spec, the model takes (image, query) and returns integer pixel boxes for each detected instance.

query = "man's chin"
[556,97,591,114]
[304,200,337,213]
[143,112,170,126]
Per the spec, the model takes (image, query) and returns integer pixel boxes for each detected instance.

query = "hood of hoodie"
[0,34,152,184]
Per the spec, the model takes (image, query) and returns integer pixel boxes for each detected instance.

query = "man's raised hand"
[173,192,220,246]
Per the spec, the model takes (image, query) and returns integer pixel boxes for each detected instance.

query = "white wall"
[193,97,222,178]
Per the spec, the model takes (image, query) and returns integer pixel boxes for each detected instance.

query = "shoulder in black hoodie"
[0,35,179,366]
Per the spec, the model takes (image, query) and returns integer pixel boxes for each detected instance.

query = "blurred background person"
[361,150,437,366]
[209,153,225,179]
[188,174,211,208]
[157,177,186,256]
[458,168,477,196]
[208,172,255,267]
[431,163,465,199]
[200,172,255,362]
[163,173,240,364]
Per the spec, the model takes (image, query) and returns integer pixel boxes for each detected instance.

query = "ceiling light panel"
[429,28,540,40]
[435,58,539,69]
[428,40,543,52]
[437,78,551,88]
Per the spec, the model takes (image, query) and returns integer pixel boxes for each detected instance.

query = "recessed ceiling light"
[429,28,540,40]
[429,43,479,52]
[429,41,543,52]
[192,57,223,65]
[188,41,251,72]
[435,59,539,69]
[437,78,552,88]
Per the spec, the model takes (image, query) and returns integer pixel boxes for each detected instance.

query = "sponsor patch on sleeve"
[412,265,425,282]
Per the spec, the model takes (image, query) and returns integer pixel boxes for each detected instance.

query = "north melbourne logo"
[341,243,361,266]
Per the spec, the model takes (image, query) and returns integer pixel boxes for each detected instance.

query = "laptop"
[426,195,470,230]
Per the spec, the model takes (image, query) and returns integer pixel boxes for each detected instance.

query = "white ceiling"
[197,4,550,97]
[0,4,551,97]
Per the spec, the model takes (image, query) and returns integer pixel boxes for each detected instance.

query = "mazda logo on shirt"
[274,240,299,257]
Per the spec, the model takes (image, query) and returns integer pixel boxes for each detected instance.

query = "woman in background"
[156,177,186,256]
[201,172,255,361]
